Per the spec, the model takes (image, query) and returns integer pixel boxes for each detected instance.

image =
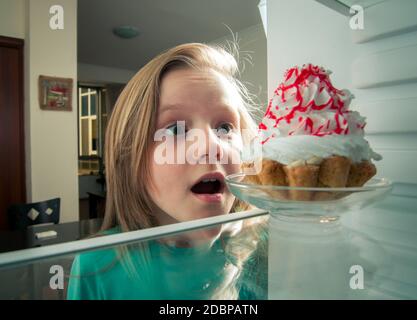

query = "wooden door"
[0,36,26,230]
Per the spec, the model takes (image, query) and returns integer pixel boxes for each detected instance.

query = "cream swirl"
[253,64,381,164]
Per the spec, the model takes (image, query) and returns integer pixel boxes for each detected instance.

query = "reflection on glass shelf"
[0,212,268,300]
[1,186,417,300]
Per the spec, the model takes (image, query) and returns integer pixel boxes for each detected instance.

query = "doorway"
[0,36,26,230]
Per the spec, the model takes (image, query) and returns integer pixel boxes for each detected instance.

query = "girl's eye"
[216,123,234,135]
[165,122,186,136]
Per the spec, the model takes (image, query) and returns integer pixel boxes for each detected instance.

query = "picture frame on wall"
[38,75,73,111]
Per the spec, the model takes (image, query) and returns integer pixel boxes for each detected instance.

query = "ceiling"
[78,0,262,71]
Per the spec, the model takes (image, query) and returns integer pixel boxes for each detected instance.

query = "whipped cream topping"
[262,135,381,165]
[253,64,381,164]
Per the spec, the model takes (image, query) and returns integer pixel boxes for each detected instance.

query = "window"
[78,86,108,175]
[79,87,99,156]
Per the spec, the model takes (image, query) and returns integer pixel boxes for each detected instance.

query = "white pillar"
[24,0,79,222]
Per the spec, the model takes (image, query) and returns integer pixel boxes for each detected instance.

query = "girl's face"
[149,68,243,231]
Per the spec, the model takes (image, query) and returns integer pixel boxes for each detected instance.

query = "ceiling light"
[113,26,140,39]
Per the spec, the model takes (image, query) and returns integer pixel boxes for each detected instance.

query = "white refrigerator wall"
[267,0,417,185]
[267,0,417,298]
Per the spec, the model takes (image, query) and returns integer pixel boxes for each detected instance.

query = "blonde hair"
[99,42,266,299]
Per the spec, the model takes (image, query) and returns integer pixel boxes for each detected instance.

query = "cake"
[242,64,382,201]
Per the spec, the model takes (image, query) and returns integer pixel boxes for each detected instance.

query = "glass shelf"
[315,0,389,16]
[0,183,416,299]
[337,0,388,9]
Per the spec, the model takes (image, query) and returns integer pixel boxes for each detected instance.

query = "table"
[0,218,103,299]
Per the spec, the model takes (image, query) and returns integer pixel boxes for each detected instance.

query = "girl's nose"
[196,127,224,164]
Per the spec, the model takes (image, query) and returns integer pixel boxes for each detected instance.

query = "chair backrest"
[7,198,60,230]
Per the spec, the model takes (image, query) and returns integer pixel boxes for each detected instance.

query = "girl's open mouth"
[190,172,225,203]
[191,179,223,194]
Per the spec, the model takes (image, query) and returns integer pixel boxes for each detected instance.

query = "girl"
[67,43,267,300]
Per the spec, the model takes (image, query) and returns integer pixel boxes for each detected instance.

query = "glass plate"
[225,173,393,220]
[225,173,395,299]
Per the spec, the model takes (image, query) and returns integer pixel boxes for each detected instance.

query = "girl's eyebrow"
[159,104,183,115]
[160,103,238,115]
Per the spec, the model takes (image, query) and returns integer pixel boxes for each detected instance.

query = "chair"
[7,198,60,230]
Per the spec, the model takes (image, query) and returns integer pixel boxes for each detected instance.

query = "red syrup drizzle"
[258,64,364,145]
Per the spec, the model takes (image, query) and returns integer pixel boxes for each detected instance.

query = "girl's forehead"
[159,68,242,110]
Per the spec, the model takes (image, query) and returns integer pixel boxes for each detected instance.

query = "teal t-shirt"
[67,227,267,300]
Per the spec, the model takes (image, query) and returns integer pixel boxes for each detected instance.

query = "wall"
[268,0,417,185]
[78,62,135,85]
[0,0,25,39]
[267,0,358,101]
[25,0,79,223]
[211,23,268,121]
[348,0,417,186]
[268,0,417,298]
[1,0,79,223]
[342,1,417,297]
